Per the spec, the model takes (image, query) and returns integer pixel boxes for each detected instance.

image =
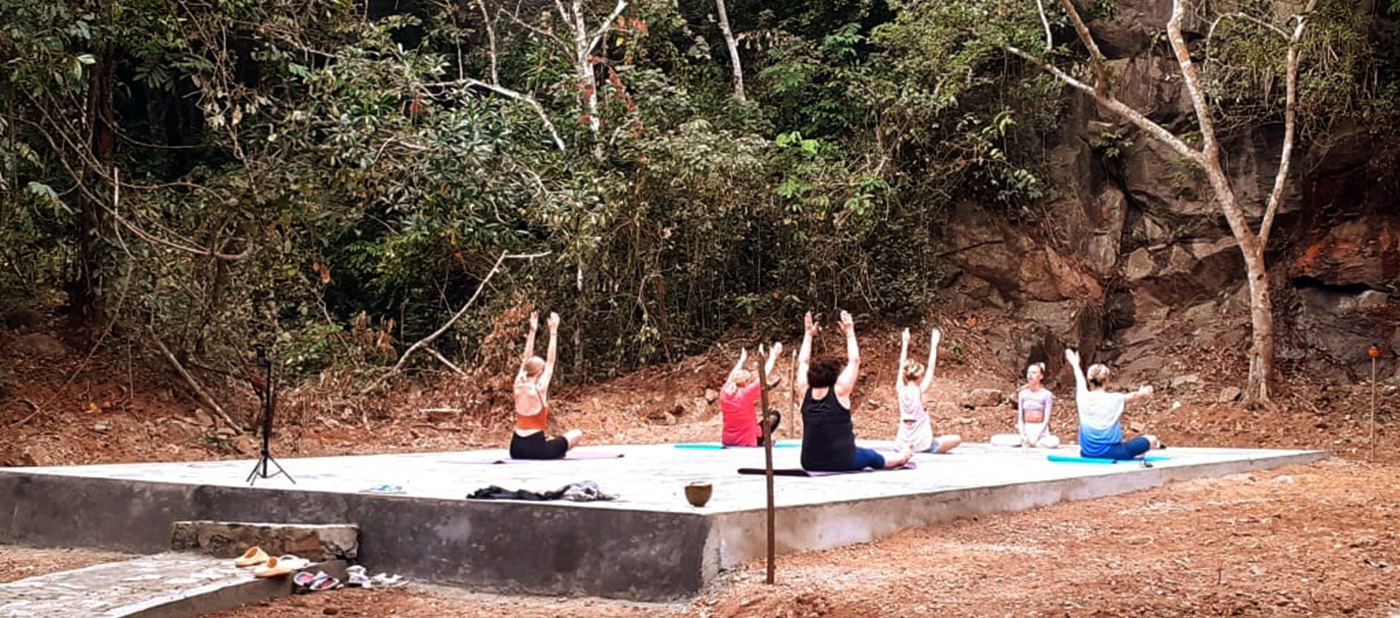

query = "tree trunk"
[714,0,745,101]
[72,42,117,324]
[1241,246,1275,402]
[572,0,601,142]
[1204,162,1274,403]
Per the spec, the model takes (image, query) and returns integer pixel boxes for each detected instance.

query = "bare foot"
[886,446,913,469]
[565,429,584,448]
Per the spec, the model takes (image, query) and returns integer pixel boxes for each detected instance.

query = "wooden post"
[790,350,800,435]
[1369,345,1380,462]
[758,343,776,584]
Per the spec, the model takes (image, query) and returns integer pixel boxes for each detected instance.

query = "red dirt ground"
[192,459,1400,618]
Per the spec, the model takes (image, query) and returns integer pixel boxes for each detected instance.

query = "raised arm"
[795,312,816,396]
[763,342,783,387]
[518,311,539,377]
[921,327,940,395]
[730,347,749,381]
[1065,348,1087,395]
[834,310,859,397]
[897,328,910,389]
[538,312,560,390]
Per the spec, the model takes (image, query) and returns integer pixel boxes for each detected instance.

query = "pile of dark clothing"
[466,480,615,502]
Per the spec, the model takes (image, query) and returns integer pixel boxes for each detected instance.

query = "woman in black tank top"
[801,385,857,470]
[795,311,912,471]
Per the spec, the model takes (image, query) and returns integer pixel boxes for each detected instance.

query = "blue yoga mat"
[1047,454,1170,464]
[674,441,801,450]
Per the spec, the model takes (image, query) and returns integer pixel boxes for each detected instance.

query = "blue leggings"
[847,447,886,470]
[1088,436,1152,460]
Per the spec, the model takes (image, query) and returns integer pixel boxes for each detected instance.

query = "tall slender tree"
[1005,0,1317,402]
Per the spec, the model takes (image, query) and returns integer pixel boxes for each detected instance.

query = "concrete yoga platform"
[0,443,1324,600]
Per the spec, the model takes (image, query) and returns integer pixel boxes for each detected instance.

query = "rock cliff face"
[941,0,1398,384]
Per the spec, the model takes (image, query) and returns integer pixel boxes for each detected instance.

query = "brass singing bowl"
[684,481,713,507]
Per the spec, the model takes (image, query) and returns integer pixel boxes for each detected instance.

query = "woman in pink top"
[720,343,783,447]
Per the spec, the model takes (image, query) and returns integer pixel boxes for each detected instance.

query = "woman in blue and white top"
[1064,348,1159,460]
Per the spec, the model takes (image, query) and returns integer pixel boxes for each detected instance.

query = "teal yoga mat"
[1047,454,1170,464]
[674,441,801,450]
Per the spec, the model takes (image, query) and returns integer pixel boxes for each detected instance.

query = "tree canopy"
[1,0,1396,390]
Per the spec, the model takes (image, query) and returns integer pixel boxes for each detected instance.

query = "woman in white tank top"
[894,327,961,454]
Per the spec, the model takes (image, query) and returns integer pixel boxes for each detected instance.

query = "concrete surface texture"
[0,443,1325,600]
[0,552,342,618]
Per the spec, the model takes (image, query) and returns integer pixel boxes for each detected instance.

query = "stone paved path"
[0,552,262,617]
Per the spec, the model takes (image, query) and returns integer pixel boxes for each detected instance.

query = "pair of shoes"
[235,547,269,568]
[253,555,312,578]
[293,571,342,592]
[345,565,371,588]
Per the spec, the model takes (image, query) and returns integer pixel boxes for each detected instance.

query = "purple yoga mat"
[452,449,625,465]
[736,460,917,477]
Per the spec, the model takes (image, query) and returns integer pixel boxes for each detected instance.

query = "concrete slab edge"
[710,450,1327,569]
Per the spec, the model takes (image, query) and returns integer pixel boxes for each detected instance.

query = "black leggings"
[510,431,569,460]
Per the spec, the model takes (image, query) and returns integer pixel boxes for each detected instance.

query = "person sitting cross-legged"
[720,343,784,447]
[991,362,1061,448]
[510,311,582,459]
[893,327,960,454]
[1064,348,1159,460]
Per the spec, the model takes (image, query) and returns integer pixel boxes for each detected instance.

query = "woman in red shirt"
[720,343,783,447]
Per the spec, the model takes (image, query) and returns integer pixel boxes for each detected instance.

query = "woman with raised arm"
[511,311,583,459]
[894,327,961,454]
[720,343,784,447]
[796,311,912,471]
[1064,349,1158,460]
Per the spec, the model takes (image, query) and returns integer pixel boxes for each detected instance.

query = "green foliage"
[0,0,1394,391]
[1091,131,1133,160]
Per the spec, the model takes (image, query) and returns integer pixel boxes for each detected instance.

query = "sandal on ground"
[309,572,342,591]
[253,555,311,579]
[234,547,269,568]
[369,573,407,588]
[345,566,371,588]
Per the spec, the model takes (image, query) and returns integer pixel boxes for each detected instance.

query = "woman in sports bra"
[511,311,583,459]
[796,310,912,472]
[991,362,1061,448]
[894,327,961,454]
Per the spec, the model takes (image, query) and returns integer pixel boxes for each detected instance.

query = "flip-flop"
[234,546,269,567]
[253,556,292,578]
[310,573,342,591]
[254,555,311,578]
[293,572,318,587]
